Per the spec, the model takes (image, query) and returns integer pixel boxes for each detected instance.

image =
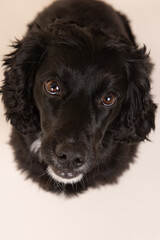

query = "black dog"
[1,0,156,195]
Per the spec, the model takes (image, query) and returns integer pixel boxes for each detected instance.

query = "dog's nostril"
[74,158,84,167]
[57,153,67,161]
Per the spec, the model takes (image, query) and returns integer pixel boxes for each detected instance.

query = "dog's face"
[34,43,127,183]
[2,21,156,186]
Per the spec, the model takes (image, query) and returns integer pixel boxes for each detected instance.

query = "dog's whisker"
[39,169,48,178]
[80,178,86,191]
[96,162,100,177]
[46,175,54,189]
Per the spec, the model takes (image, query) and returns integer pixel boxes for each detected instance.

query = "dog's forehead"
[36,43,126,94]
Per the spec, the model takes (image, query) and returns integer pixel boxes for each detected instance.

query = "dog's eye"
[101,93,117,106]
[44,80,60,95]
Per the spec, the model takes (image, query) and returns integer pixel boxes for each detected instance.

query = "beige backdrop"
[0,0,160,240]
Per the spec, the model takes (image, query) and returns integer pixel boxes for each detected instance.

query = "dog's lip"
[50,166,80,179]
[47,166,83,184]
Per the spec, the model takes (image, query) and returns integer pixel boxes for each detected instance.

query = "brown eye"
[101,93,117,106]
[44,80,60,95]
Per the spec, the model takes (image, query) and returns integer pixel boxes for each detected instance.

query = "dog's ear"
[1,20,87,135]
[1,33,48,134]
[112,45,157,143]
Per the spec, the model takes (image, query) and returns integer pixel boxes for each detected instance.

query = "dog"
[1,0,156,195]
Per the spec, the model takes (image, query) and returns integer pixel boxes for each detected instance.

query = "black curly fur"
[1,0,156,196]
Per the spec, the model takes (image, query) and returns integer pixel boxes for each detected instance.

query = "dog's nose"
[55,142,86,168]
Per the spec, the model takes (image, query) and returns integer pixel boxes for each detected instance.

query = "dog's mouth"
[47,166,83,184]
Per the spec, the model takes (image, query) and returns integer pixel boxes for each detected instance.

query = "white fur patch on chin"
[30,138,41,153]
[47,166,83,184]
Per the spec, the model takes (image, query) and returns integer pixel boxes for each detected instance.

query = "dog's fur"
[1,0,156,195]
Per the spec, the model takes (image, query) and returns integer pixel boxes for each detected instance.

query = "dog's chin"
[47,166,83,184]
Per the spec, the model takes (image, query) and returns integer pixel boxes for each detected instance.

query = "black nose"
[55,142,86,169]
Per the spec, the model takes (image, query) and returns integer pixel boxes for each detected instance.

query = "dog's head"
[1,20,156,184]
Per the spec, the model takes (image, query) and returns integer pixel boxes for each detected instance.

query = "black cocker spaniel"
[1,0,156,195]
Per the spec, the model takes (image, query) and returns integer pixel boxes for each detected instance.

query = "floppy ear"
[1,33,47,134]
[1,19,89,135]
[112,45,157,143]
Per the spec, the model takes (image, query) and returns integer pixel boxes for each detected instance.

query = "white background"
[0,0,160,239]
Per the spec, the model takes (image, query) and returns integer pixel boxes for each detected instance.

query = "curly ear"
[1,33,48,134]
[113,45,157,143]
[1,20,88,135]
